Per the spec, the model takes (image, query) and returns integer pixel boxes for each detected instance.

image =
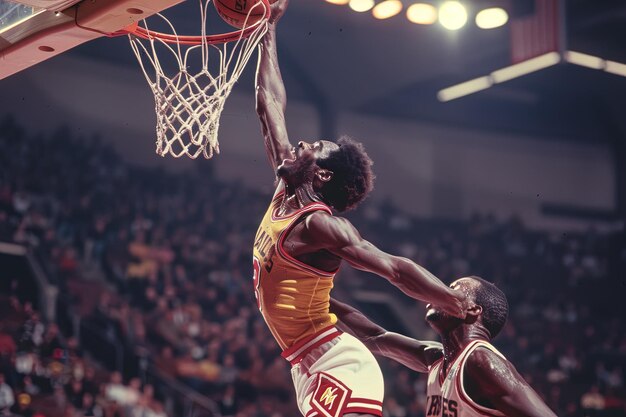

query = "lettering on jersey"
[426,395,458,417]
[254,228,275,273]
[311,373,351,417]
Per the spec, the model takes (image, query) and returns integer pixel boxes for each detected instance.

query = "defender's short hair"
[470,276,509,339]
[316,136,375,212]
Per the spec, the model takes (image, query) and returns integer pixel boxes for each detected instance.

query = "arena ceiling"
[11,0,626,143]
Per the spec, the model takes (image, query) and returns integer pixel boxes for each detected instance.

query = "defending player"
[330,277,559,417]
[253,1,468,416]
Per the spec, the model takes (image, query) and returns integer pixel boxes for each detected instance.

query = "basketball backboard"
[0,2,41,33]
[0,0,182,80]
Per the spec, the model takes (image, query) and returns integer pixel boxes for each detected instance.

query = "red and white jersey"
[426,340,506,417]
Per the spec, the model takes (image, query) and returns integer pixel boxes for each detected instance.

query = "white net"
[128,0,269,159]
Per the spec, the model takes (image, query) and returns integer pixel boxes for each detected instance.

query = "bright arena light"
[439,1,467,31]
[437,76,493,102]
[349,0,375,12]
[372,0,403,19]
[406,3,437,25]
[565,51,604,70]
[605,60,626,78]
[476,7,508,29]
[325,0,350,4]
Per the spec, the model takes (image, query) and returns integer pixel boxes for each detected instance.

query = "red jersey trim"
[438,340,481,386]
[345,398,384,416]
[344,407,383,416]
[281,326,342,365]
[455,342,506,417]
[276,205,339,277]
[270,196,331,221]
[271,190,285,203]
[306,403,383,417]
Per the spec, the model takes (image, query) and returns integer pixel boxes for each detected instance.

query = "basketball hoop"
[123,0,270,159]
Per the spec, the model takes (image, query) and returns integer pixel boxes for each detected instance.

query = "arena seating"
[0,116,624,417]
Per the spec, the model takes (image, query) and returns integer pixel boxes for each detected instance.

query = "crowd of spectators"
[0,295,168,417]
[0,115,624,417]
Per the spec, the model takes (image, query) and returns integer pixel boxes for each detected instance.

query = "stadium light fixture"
[325,0,350,4]
[564,52,626,78]
[349,0,375,12]
[438,52,561,102]
[439,1,467,31]
[372,0,403,19]
[406,3,437,25]
[605,60,626,78]
[565,51,604,70]
[491,52,561,83]
[475,7,508,29]
[437,76,493,102]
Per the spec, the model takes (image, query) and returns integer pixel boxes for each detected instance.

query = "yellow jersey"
[252,191,339,351]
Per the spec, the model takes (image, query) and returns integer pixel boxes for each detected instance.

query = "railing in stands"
[77,318,222,417]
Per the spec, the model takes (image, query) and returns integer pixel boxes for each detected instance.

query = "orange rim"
[118,0,270,45]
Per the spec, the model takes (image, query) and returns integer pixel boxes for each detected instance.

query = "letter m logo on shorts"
[310,373,352,417]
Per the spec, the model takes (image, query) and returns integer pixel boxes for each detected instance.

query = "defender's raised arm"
[255,0,293,172]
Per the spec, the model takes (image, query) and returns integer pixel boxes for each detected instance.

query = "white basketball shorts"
[287,329,384,417]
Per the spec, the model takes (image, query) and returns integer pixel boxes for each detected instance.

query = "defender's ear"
[465,304,482,324]
[316,169,334,183]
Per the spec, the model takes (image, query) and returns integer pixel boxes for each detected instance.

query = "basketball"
[214,0,273,29]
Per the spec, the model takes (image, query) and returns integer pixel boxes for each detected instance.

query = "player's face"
[425,278,475,332]
[277,140,339,185]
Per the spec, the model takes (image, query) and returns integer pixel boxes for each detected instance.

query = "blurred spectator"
[581,385,605,415]
[0,373,15,415]
[81,393,103,417]
[11,392,34,417]
[105,372,138,407]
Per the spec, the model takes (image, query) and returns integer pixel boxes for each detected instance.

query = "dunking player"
[330,277,558,417]
[253,1,468,417]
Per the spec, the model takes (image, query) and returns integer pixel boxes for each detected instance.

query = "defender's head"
[277,136,375,212]
[425,276,509,340]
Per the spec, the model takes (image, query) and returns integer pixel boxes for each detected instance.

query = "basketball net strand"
[128,0,269,159]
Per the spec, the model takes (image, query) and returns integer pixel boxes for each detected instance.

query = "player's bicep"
[336,238,398,278]
[465,349,558,417]
[306,215,396,275]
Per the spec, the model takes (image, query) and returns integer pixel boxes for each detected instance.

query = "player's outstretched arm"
[255,0,293,172]
[464,348,558,417]
[305,212,467,318]
[330,298,442,373]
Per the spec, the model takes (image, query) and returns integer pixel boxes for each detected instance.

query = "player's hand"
[268,0,290,25]
[448,288,469,319]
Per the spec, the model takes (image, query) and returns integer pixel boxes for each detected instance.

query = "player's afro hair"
[470,276,509,339]
[316,136,375,212]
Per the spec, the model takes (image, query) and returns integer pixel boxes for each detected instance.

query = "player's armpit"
[464,348,558,417]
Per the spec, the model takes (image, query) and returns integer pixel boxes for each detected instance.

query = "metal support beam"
[596,100,626,220]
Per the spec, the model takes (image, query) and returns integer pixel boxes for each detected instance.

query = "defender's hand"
[268,0,289,25]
